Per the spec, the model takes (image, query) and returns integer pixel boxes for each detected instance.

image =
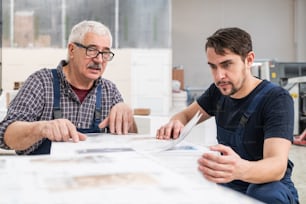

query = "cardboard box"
[172,68,184,90]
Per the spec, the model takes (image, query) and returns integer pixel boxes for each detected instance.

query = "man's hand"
[156,120,184,140]
[197,144,245,184]
[99,102,134,134]
[40,119,87,142]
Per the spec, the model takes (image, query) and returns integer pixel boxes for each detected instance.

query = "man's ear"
[68,43,75,59]
[246,51,255,67]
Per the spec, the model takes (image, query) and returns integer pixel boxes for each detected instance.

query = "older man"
[0,20,137,155]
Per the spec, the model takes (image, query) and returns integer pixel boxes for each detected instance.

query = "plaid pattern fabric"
[0,60,123,154]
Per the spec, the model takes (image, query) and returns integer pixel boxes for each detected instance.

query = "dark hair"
[205,27,252,61]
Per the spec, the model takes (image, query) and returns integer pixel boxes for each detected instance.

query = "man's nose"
[215,68,226,79]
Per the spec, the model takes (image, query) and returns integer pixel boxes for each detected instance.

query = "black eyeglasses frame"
[73,42,115,61]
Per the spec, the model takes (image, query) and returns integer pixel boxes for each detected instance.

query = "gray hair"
[68,20,112,46]
[66,21,112,62]
[66,20,112,61]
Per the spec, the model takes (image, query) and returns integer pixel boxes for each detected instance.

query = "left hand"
[197,144,244,183]
[99,102,133,134]
[156,119,185,140]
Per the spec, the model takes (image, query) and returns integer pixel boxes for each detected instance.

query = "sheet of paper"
[3,124,263,204]
[51,111,202,155]
[168,110,202,147]
[1,153,186,203]
[0,149,262,204]
[129,110,202,152]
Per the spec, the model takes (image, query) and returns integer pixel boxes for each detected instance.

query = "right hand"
[40,119,87,142]
[156,120,184,140]
[98,102,134,135]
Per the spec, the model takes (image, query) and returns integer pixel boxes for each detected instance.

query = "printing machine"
[252,60,306,135]
[283,76,306,135]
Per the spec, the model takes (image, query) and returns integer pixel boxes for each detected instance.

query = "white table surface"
[0,134,263,204]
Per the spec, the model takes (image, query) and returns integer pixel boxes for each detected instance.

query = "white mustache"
[87,64,102,70]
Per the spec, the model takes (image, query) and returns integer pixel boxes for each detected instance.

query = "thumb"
[99,117,109,129]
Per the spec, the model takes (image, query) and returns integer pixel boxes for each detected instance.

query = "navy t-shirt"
[197,80,294,160]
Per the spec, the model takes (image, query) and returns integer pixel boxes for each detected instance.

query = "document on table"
[127,110,202,152]
[0,149,263,204]
[0,152,214,204]
[51,111,203,155]
[1,112,263,203]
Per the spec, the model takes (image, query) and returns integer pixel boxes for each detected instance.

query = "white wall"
[2,48,66,90]
[2,48,172,115]
[296,0,306,61]
[172,0,306,88]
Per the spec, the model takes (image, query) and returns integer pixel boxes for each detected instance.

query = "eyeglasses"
[73,42,115,61]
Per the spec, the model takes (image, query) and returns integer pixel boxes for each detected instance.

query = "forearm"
[4,121,45,151]
[240,138,291,183]
[170,112,190,125]
[170,101,209,125]
[239,157,287,183]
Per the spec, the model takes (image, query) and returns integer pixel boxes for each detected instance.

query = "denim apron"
[29,69,105,155]
[216,83,276,192]
[216,83,299,203]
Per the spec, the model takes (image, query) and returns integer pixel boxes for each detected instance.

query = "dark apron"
[216,82,276,192]
[29,69,105,155]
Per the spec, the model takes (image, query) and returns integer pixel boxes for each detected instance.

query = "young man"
[0,20,137,155]
[156,27,299,203]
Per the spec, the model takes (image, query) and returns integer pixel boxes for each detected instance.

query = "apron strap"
[94,83,102,127]
[235,82,277,159]
[51,69,62,119]
[30,69,59,155]
[216,82,277,160]
[239,82,277,126]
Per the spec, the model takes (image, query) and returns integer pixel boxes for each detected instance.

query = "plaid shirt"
[0,60,123,154]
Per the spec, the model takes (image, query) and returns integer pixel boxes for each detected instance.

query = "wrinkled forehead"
[82,32,112,49]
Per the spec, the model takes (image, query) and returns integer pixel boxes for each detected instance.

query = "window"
[2,0,171,48]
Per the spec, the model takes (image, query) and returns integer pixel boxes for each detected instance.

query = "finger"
[209,144,232,156]
[172,122,182,139]
[199,168,229,184]
[156,129,160,139]
[156,127,166,139]
[78,132,87,141]
[128,112,134,133]
[158,126,171,140]
[200,153,234,174]
[108,111,116,133]
[115,112,123,134]
[53,121,64,141]
[198,154,218,171]
[203,151,221,161]
[198,158,219,179]
[122,112,130,135]
[66,122,80,142]
[57,120,74,142]
[198,162,233,184]
[99,117,109,129]
[164,124,172,138]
